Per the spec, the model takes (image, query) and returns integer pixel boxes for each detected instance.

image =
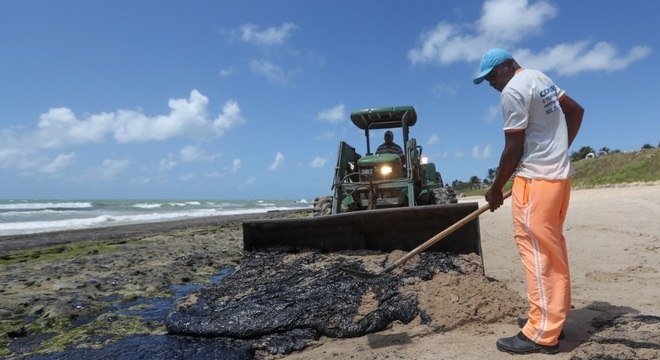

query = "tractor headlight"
[380,165,393,175]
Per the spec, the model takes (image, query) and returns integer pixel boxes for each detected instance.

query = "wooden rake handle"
[381,189,512,274]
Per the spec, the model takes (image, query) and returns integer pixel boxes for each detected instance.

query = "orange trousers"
[512,176,571,346]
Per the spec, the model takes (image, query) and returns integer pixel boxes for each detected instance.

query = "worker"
[376,130,405,160]
[474,48,584,355]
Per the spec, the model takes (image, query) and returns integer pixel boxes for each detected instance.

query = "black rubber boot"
[496,332,560,355]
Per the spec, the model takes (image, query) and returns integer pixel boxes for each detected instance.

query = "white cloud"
[476,0,557,43]
[206,158,242,178]
[408,0,557,65]
[472,144,492,159]
[268,152,285,171]
[179,144,220,163]
[35,108,111,148]
[238,22,298,47]
[427,134,440,146]
[316,103,345,123]
[41,153,75,173]
[179,145,203,162]
[408,0,650,76]
[223,22,305,85]
[231,159,241,174]
[159,144,221,172]
[1,147,76,175]
[219,67,235,77]
[310,156,327,168]
[239,176,256,190]
[432,81,459,97]
[18,90,244,151]
[213,100,246,136]
[249,59,291,85]
[0,148,15,166]
[486,105,500,123]
[0,148,37,170]
[101,159,130,179]
[1,90,246,174]
[114,90,213,142]
[159,157,177,172]
[515,41,652,76]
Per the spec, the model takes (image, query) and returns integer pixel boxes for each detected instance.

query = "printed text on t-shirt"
[541,84,560,115]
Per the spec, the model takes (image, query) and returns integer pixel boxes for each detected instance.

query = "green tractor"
[243,105,480,257]
[314,106,457,216]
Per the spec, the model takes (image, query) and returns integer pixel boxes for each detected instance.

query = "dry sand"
[281,184,660,359]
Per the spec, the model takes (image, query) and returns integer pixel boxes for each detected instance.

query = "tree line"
[450,142,659,191]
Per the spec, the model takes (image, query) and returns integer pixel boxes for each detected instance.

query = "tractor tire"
[416,191,433,206]
[432,187,451,205]
[447,188,458,204]
[312,196,333,217]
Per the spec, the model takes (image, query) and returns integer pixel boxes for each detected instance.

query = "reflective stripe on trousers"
[512,176,571,346]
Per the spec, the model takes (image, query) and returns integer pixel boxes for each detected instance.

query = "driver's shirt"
[376,143,403,157]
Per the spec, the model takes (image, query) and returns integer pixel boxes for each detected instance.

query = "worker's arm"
[485,129,525,212]
[559,94,584,148]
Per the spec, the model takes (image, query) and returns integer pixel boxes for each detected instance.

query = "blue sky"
[1,0,657,200]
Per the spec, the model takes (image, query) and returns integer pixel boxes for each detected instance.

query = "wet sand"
[0,210,307,358]
[1,185,658,359]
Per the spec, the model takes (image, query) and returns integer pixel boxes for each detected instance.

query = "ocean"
[0,198,312,236]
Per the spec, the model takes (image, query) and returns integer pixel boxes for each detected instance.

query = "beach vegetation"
[456,147,659,196]
[34,314,165,353]
[1,241,127,266]
[570,147,659,187]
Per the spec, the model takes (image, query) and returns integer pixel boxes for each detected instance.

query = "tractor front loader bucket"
[242,202,482,260]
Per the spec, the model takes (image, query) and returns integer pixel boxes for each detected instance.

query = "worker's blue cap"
[473,48,513,85]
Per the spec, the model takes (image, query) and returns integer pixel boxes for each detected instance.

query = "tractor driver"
[376,130,405,164]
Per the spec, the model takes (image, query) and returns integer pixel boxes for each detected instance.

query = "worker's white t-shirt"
[501,69,572,179]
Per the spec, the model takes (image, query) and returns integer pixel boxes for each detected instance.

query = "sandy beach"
[280,184,660,359]
[1,184,658,359]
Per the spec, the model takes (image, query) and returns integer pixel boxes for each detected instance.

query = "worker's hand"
[485,188,504,212]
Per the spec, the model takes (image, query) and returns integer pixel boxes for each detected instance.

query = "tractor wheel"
[432,187,451,205]
[447,188,458,203]
[416,191,433,206]
[312,196,333,217]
